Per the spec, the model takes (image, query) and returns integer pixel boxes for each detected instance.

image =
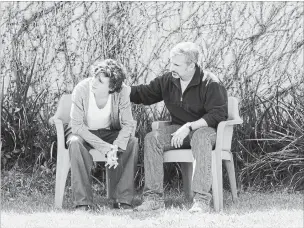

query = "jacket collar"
[172,65,203,88]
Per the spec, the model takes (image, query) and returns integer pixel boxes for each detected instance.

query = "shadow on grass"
[1,169,303,215]
[3,188,302,216]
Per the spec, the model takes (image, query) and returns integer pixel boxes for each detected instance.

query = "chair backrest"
[227,96,241,121]
[220,96,242,151]
[54,94,72,124]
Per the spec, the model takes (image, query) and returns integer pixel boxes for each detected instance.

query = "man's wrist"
[184,122,193,131]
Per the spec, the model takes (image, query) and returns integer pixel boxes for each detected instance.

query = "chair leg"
[180,162,194,200]
[224,155,238,203]
[55,148,70,209]
[218,160,224,210]
[106,168,110,198]
[212,151,223,212]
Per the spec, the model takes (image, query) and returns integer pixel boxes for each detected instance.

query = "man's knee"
[68,135,84,145]
[144,131,159,145]
[68,135,85,152]
[191,127,216,148]
[128,136,138,146]
[144,131,159,147]
[127,136,139,154]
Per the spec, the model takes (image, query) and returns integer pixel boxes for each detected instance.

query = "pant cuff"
[74,201,94,207]
[114,199,133,205]
[193,192,212,203]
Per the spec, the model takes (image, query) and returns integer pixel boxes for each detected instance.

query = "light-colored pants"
[68,129,139,207]
[143,125,216,203]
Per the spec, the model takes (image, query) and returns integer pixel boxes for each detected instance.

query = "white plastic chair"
[49,94,109,209]
[152,96,243,212]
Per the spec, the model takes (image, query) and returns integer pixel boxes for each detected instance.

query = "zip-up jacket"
[130,66,228,128]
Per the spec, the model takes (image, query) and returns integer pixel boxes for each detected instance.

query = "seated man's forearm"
[190,118,208,130]
[71,123,112,153]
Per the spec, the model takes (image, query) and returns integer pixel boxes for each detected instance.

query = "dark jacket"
[130,66,228,128]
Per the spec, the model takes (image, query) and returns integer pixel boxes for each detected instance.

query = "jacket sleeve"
[70,84,112,153]
[113,85,136,151]
[130,76,163,105]
[202,82,228,128]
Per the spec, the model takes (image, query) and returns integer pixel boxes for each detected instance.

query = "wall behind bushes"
[1,2,303,190]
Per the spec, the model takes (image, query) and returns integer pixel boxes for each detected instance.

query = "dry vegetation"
[1,2,303,192]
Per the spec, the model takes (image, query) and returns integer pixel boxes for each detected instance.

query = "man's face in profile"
[170,54,192,81]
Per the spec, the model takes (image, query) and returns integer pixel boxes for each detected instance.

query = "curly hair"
[90,59,126,94]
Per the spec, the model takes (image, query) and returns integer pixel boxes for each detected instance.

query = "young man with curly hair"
[67,59,138,211]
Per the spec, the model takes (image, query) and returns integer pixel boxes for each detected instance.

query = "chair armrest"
[214,118,243,152]
[49,116,55,125]
[151,121,171,130]
[49,117,66,152]
[49,115,60,125]
[223,119,243,126]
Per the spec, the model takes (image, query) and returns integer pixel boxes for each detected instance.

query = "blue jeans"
[143,125,216,203]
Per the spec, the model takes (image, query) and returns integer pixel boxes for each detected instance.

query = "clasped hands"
[105,144,119,169]
[171,124,191,148]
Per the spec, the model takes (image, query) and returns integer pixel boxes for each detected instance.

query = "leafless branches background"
[1,2,303,190]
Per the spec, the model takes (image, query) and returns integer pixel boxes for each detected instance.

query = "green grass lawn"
[1,188,303,228]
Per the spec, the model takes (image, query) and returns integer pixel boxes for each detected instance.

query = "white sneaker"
[189,199,210,213]
[134,199,165,211]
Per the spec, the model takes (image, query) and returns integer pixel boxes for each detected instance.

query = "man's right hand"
[171,124,191,148]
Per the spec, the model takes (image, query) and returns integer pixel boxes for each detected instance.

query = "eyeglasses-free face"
[91,72,111,96]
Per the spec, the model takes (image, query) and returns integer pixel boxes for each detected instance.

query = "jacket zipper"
[180,84,194,104]
[180,87,183,104]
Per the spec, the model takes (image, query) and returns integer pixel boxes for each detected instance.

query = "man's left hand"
[171,125,190,148]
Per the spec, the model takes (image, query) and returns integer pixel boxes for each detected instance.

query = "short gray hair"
[170,42,201,66]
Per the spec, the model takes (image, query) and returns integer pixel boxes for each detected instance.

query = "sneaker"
[113,202,133,210]
[134,199,165,211]
[189,199,210,213]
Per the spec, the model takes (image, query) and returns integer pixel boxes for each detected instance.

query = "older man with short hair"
[130,42,228,212]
